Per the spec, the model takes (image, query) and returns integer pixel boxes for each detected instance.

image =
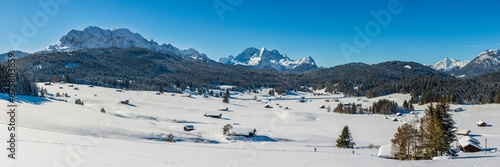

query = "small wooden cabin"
[204,113,222,119]
[455,129,471,136]
[477,121,487,127]
[228,128,256,137]
[459,136,482,152]
[183,125,194,131]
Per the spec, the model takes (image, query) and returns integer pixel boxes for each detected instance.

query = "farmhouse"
[183,125,195,131]
[228,128,257,137]
[455,129,471,136]
[204,113,222,119]
[458,136,482,152]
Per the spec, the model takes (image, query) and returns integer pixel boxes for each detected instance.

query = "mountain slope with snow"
[218,47,318,72]
[453,49,500,78]
[430,58,470,72]
[44,26,210,61]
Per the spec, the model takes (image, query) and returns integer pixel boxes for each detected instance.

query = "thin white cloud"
[461,45,487,48]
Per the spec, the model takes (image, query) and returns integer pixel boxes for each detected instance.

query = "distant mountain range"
[429,49,500,78]
[35,26,317,72]
[218,47,318,72]
[2,26,500,77]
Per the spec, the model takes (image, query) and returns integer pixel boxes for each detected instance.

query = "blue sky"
[1,0,500,67]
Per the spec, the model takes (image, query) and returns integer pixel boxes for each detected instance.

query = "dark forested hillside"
[15,48,298,91]
[10,48,500,104]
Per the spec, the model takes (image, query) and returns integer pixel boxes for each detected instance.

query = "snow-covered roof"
[184,125,194,129]
[377,144,393,158]
[459,136,481,148]
[229,128,256,136]
[455,129,471,135]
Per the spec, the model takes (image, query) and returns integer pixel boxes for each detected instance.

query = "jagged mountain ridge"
[218,47,318,72]
[452,49,500,78]
[44,26,210,61]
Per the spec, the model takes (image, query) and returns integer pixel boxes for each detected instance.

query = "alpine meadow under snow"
[1,25,500,166]
[0,83,499,166]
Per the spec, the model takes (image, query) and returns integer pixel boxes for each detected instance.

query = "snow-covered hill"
[430,58,469,72]
[44,26,210,61]
[0,50,30,63]
[218,47,318,72]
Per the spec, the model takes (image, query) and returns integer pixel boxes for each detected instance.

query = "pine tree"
[222,89,229,103]
[391,123,419,160]
[419,102,456,159]
[336,125,355,149]
[495,91,500,103]
[403,100,409,110]
[64,74,70,83]
[159,84,164,94]
[409,102,414,111]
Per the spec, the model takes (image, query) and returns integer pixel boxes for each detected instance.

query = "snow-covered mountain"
[218,47,318,72]
[452,49,500,78]
[0,50,30,63]
[44,26,209,61]
[430,58,470,72]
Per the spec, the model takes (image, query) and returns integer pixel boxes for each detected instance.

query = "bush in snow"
[165,133,175,142]
[100,108,106,113]
[223,124,233,136]
[75,99,84,105]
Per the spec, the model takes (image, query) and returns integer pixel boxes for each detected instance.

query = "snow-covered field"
[0,83,499,166]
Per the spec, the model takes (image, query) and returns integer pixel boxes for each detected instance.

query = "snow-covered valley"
[0,83,499,166]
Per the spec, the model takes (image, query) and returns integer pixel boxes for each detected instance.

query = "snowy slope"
[431,58,470,72]
[44,26,210,61]
[0,85,499,166]
[468,49,500,67]
[0,50,30,63]
[218,47,318,72]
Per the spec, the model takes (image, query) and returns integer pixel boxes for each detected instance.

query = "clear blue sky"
[1,0,500,67]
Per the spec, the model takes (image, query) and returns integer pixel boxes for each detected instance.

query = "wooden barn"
[204,113,222,119]
[458,136,482,153]
[455,129,471,136]
[218,107,229,111]
[228,128,257,137]
[477,121,487,127]
[183,125,194,131]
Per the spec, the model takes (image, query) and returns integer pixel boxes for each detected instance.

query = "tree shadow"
[0,94,51,105]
